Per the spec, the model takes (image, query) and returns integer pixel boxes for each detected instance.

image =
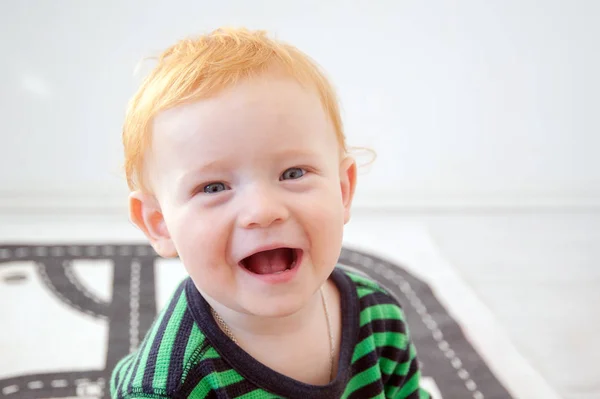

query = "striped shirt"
[110,267,430,398]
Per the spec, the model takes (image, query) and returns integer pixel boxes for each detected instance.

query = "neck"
[204,286,326,339]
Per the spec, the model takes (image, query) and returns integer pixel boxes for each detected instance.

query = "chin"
[244,293,310,318]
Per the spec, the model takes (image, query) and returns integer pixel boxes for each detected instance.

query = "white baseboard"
[351,189,600,212]
[1,188,599,215]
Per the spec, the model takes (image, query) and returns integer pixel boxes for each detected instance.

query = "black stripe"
[205,390,219,399]
[106,257,136,372]
[112,359,124,397]
[195,355,232,373]
[347,379,384,399]
[141,282,186,393]
[351,343,409,381]
[359,290,399,309]
[351,346,380,375]
[358,318,406,342]
[114,356,134,399]
[176,355,231,398]
[351,277,382,292]
[124,350,144,396]
[383,353,420,390]
[403,390,423,399]
[166,307,196,394]
[125,323,159,395]
[377,345,405,362]
[216,379,263,398]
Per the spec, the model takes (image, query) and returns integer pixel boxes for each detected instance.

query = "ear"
[129,191,178,257]
[339,156,357,224]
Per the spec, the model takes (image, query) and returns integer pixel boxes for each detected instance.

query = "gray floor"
[1,210,598,398]
[405,211,600,399]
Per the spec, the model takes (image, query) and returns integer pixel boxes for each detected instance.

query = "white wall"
[1,1,598,213]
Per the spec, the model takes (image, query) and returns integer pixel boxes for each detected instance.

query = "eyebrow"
[176,149,321,187]
[272,148,320,161]
[176,159,228,186]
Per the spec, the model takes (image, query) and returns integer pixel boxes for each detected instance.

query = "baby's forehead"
[153,79,329,143]
[149,105,336,172]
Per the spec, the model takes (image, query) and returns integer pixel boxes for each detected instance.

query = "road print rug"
[0,244,512,399]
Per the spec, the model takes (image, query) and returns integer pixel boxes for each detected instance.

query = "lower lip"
[239,249,303,284]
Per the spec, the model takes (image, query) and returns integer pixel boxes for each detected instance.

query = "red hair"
[123,27,347,191]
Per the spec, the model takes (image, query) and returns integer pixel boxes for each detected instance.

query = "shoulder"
[335,268,429,397]
[336,266,409,343]
[337,265,403,309]
[110,279,211,399]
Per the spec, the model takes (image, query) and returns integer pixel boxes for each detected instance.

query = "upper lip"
[236,243,298,265]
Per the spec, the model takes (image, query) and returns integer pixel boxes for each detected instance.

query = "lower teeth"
[274,264,294,275]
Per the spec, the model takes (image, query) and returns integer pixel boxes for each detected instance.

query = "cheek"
[169,207,232,271]
[300,189,346,261]
[306,182,345,223]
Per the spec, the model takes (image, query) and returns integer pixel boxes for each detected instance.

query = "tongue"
[244,248,291,275]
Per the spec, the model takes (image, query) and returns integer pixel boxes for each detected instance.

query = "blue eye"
[203,182,228,194]
[281,167,306,181]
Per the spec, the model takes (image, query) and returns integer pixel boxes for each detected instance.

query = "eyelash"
[202,182,229,194]
[280,167,306,181]
[198,167,309,195]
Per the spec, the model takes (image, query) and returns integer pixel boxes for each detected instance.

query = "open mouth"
[239,248,301,275]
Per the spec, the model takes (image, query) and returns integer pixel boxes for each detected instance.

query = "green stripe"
[129,290,183,389]
[118,323,155,395]
[187,369,245,397]
[356,286,375,299]
[345,271,378,287]
[386,368,421,398]
[352,332,407,363]
[360,304,404,327]
[379,342,416,376]
[181,344,221,384]
[116,354,137,396]
[237,389,284,398]
[203,346,223,360]
[111,354,134,395]
[183,323,203,364]
[379,356,399,377]
[152,291,188,389]
[341,363,381,398]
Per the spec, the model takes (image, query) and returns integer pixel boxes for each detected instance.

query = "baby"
[110,27,430,399]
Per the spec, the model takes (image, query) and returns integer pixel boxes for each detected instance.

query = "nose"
[237,187,289,229]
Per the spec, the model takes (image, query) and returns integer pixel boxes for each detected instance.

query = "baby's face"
[143,73,355,317]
